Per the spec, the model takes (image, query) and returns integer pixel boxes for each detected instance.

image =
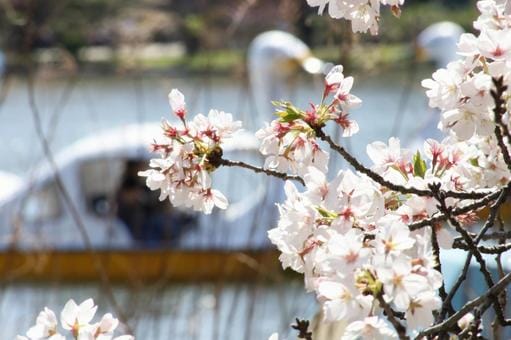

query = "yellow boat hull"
[0,249,285,283]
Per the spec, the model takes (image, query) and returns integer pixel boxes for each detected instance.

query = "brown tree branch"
[491,76,511,172]
[314,126,492,200]
[408,188,502,231]
[454,241,511,254]
[440,184,510,321]
[218,158,305,185]
[416,272,511,338]
[430,223,451,320]
[482,230,511,241]
[377,294,409,340]
[430,183,508,326]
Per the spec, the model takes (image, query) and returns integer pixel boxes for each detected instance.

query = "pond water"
[3,281,318,339]
[0,68,441,338]
[0,68,435,175]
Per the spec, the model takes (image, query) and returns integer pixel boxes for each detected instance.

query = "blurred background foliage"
[0,0,476,75]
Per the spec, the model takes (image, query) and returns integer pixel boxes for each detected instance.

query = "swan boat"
[0,123,284,282]
[0,30,326,284]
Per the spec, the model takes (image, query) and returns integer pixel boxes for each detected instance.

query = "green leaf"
[413,151,427,178]
[316,206,338,219]
[277,111,302,122]
[273,101,303,122]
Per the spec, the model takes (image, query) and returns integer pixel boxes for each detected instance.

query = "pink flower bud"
[168,89,186,119]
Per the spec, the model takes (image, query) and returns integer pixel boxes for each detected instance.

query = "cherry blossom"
[374,219,415,257]
[135,1,511,338]
[341,316,398,339]
[366,137,412,178]
[306,0,404,35]
[324,65,362,110]
[18,299,133,340]
[60,298,97,335]
[326,228,370,272]
[256,66,361,176]
[139,89,241,214]
[376,258,428,311]
[404,290,442,331]
[256,118,329,176]
[318,278,373,322]
[25,307,60,340]
[168,89,186,120]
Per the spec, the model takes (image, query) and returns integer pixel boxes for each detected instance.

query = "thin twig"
[496,215,507,313]
[496,216,507,274]
[439,249,473,322]
[314,126,491,200]
[219,158,305,185]
[376,294,409,340]
[482,230,511,241]
[430,224,450,313]
[416,272,511,338]
[291,318,313,340]
[454,242,511,254]
[491,76,511,172]
[409,189,502,231]
[430,183,508,326]
[27,76,133,333]
[441,186,510,320]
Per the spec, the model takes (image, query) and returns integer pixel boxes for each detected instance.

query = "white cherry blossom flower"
[318,279,372,322]
[324,65,345,96]
[19,299,133,340]
[367,137,412,177]
[374,218,415,257]
[422,61,466,111]
[334,76,362,110]
[25,307,60,340]
[326,228,370,272]
[91,313,119,338]
[308,0,388,35]
[342,316,398,340]
[168,89,186,119]
[60,298,97,334]
[376,257,428,311]
[256,119,329,176]
[405,290,442,331]
[477,29,511,60]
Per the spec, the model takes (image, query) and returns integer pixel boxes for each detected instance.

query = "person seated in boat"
[115,160,196,247]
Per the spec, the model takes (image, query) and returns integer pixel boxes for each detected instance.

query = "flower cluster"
[17,298,133,340]
[306,0,404,35]
[139,1,511,338]
[261,72,461,335]
[268,166,443,336]
[256,65,360,176]
[265,2,511,337]
[420,0,511,188]
[139,89,242,214]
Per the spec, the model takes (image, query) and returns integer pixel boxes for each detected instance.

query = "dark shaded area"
[115,160,197,247]
[0,0,126,54]
[0,0,475,54]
